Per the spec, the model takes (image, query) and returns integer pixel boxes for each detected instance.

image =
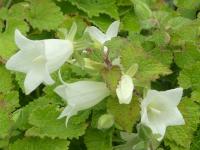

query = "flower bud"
[97,114,114,129]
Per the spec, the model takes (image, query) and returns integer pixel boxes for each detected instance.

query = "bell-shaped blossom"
[140,88,185,141]
[54,80,110,126]
[86,20,120,45]
[6,29,73,94]
[116,74,134,104]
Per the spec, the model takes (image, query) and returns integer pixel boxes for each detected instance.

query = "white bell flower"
[6,29,73,94]
[54,79,110,127]
[86,20,120,46]
[140,88,185,141]
[116,74,134,104]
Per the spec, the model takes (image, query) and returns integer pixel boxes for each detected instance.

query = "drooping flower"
[140,88,185,140]
[86,20,120,49]
[116,74,134,104]
[54,79,110,126]
[6,29,74,94]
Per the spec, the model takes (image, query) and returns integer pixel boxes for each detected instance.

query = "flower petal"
[159,88,183,106]
[161,108,185,126]
[24,61,54,95]
[55,81,110,127]
[54,84,68,102]
[55,81,110,110]
[44,39,73,72]
[15,29,44,54]
[106,20,120,40]
[85,26,107,44]
[57,105,78,127]
[141,88,185,141]
[149,123,166,141]
[6,51,33,73]
[116,75,134,104]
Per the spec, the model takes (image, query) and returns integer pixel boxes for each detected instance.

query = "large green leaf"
[84,129,113,150]
[26,0,64,30]
[107,96,140,132]
[67,0,119,19]
[9,137,69,150]
[26,105,89,139]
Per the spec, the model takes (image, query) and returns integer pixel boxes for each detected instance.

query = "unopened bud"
[97,114,114,129]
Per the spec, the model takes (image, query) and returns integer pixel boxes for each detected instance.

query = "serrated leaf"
[170,20,200,45]
[101,66,121,95]
[84,128,113,150]
[13,95,62,130]
[89,15,113,32]
[26,105,89,139]
[26,0,64,30]
[107,96,140,132]
[145,47,173,67]
[0,109,11,138]
[68,0,119,19]
[0,3,29,59]
[178,61,200,90]
[0,65,14,93]
[57,15,87,39]
[0,91,19,112]
[191,90,200,104]
[174,0,200,10]
[9,137,69,150]
[174,43,200,68]
[121,10,141,33]
[119,38,171,86]
[190,127,200,150]
[165,98,200,149]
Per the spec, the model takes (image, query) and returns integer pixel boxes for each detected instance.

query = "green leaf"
[101,66,122,95]
[165,98,200,149]
[9,137,69,150]
[107,96,140,132]
[26,105,88,139]
[119,38,171,86]
[191,128,200,150]
[121,10,141,33]
[145,47,173,67]
[0,91,19,112]
[191,90,200,104]
[170,20,200,45]
[0,65,14,93]
[174,43,200,69]
[174,0,200,10]
[26,0,64,30]
[167,17,191,30]
[57,15,87,39]
[178,61,200,90]
[0,109,11,139]
[68,0,119,19]
[84,128,113,150]
[13,95,62,130]
[89,15,113,32]
[0,3,29,59]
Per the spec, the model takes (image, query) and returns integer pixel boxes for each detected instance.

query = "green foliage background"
[0,0,200,149]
